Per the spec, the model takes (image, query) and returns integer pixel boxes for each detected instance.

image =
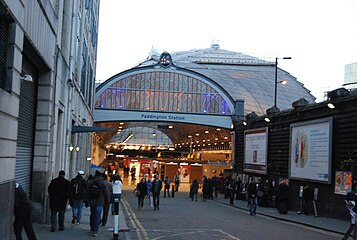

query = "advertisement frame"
[243,127,268,174]
[288,117,333,183]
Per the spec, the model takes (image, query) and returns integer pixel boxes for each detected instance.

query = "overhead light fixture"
[119,122,124,125]
[264,117,271,123]
[205,130,209,134]
[243,121,247,126]
[327,103,335,109]
[188,135,192,138]
[75,146,80,152]
[195,133,199,136]
[153,132,156,136]
[168,125,173,129]
[216,128,221,131]
[69,145,74,152]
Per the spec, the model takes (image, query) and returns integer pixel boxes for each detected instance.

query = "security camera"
[19,74,33,82]
[67,79,75,87]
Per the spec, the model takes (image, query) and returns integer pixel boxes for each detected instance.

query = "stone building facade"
[0,0,100,238]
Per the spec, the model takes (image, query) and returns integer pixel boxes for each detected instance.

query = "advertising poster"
[178,164,190,183]
[334,171,352,195]
[289,118,332,183]
[244,127,268,174]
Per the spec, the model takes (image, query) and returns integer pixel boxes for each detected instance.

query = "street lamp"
[274,57,291,108]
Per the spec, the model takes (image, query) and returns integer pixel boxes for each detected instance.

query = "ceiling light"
[243,121,247,126]
[216,128,221,131]
[119,122,124,125]
[195,133,199,136]
[168,125,173,129]
[264,117,271,122]
[205,130,209,134]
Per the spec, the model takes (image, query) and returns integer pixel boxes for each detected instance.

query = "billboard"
[289,117,333,183]
[244,127,268,174]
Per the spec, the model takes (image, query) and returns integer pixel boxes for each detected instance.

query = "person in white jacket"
[343,199,357,240]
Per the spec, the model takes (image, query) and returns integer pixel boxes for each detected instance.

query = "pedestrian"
[101,173,112,227]
[174,173,180,192]
[151,174,163,210]
[69,170,87,225]
[48,170,70,232]
[146,178,153,208]
[163,176,170,198]
[343,197,357,240]
[228,178,237,205]
[247,178,258,216]
[190,179,199,202]
[130,166,136,181]
[85,170,110,237]
[136,178,148,208]
[14,182,37,240]
[111,174,122,213]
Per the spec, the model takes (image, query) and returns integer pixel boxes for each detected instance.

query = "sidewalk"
[30,206,129,240]
[214,196,349,235]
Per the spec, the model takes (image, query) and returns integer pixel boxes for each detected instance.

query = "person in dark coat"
[247,178,258,216]
[136,178,148,208]
[48,170,70,232]
[151,174,162,210]
[277,180,290,214]
[190,179,199,202]
[69,170,87,224]
[14,182,37,240]
[85,170,110,237]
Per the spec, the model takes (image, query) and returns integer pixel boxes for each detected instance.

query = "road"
[120,183,341,240]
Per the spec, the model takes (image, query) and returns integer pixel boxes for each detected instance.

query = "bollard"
[172,184,175,198]
[112,197,120,240]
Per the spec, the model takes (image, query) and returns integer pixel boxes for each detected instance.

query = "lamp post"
[274,57,291,108]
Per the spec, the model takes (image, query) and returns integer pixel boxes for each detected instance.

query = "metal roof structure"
[138,44,316,115]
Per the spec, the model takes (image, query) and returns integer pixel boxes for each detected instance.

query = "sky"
[96,0,357,102]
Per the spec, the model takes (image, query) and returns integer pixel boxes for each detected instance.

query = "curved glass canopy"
[95,71,231,115]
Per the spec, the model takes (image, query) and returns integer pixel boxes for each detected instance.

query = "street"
[121,183,342,240]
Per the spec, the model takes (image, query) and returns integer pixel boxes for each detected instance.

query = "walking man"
[85,171,110,237]
[14,182,37,240]
[101,173,112,227]
[163,176,170,198]
[247,178,258,216]
[69,170,87,225]
[174,173,180,192]
[151,174,162,210]
[48,170,70,232]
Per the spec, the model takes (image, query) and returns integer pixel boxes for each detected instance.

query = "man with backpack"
[69,170,87,225]
[85,170,110,237]
[163,176,170,198]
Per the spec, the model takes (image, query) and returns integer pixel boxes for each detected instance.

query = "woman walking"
[136,178,148,208]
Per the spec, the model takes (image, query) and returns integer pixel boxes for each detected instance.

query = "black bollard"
[112,195,120,240]
[172,184,175,198]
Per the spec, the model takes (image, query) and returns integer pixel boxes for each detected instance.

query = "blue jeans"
[71,199,84,223]
[153,193,160,209]
[90,205,103,233]
[249,197,258,215]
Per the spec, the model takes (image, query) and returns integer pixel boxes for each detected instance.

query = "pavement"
[23,181,349,239]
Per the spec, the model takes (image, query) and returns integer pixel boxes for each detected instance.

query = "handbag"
[136,189,140,197]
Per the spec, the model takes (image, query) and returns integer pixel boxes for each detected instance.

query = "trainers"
[71,218,76,224]
[92,232,98,237]
[50,228,55,232]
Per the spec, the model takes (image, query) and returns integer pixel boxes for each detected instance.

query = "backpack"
[89,181,102,199]
[71,178,83,198]
[165,179,170,188]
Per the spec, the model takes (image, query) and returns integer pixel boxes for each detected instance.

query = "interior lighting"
[168,125,173,129]
[216,128,221,131]
[120,122,124,125]
[119,126,123,129]
[264,117,271,123]
[188,135,192,138]
[224,136,228,140]
[153,132,156,136]
[69,145,74,152]
[75,146,80,152]
[195,133,199,136]
[215,138,218,141]
[205,130,209,134]
[243,121,247,126]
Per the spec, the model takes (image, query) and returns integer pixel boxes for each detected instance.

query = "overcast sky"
[96,0,357,102]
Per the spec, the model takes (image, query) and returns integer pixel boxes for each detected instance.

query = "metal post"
[172,184,175,198]
[112,196,120,240]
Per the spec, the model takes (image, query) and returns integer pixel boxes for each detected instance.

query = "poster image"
[289,117,332,183]
[334,171,352,195]
[244,127,268,174]
[178,164,190,183]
